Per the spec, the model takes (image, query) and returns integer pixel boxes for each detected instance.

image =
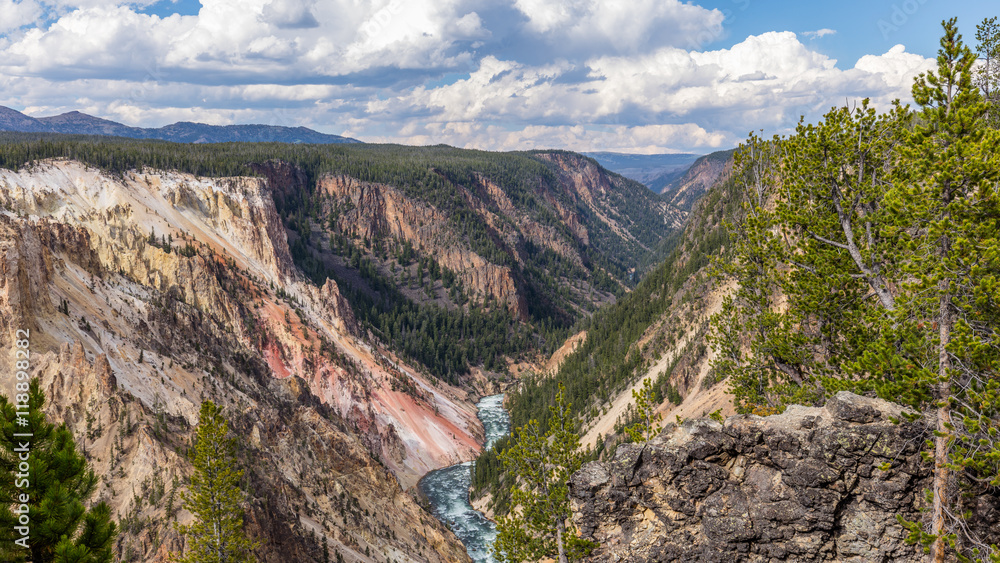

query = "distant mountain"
[656,149,735,211]
[0,105,51,132]
[584,151,701,189]
[0,105,361,144]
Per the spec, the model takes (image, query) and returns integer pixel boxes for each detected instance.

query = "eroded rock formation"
[0,160,478,562]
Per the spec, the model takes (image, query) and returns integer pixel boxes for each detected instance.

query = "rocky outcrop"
[0,216,54,334]
[570,392,1000,562]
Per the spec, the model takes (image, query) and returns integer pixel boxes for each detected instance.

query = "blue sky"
[695,1,993,63]
[0,0,995,153]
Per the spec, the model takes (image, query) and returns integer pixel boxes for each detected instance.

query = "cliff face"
[658,150,734,212]
[319,174,527,316]
[571,392,1000,562]
[312,151,681,330]
[537,152,684,234]
[0,160,477,562]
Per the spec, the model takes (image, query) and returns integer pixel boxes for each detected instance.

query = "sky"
[0,0,995,153]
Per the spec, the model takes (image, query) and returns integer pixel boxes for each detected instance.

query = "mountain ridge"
[0,105,361,144]
[656,149,735,211]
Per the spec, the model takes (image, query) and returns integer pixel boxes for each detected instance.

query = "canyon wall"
[0,160,478,562]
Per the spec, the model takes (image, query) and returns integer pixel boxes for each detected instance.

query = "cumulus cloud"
[370,122,732,154]
[513,0,725,55]
[261,0,319,29]
[855,44,935,89]
[0,1,938,153]
[371,32,931,145]
[0,0,44,33]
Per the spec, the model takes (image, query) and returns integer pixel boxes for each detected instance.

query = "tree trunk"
[930,284,952,563]
[556,518,568,563]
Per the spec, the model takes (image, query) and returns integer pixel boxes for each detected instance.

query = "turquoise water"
[419,394,510,563]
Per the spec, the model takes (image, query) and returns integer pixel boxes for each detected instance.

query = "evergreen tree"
[887,19,1000,561]
[976,17,1000,126]
[177,401,259,563]
[625,378,662,443]
[493,384,595,563]
[709,130,814,414]
[0,378,117,563]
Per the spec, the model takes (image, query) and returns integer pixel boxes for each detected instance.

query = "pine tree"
[887,19,1000,561]
[0,378,117,563]
[177,401,259,563]
[976,17,1000,127]
[709,131,815,414]
[625,378,662,443]
[493,384,595,563]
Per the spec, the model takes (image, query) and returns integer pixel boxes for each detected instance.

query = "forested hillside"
[654,148,734,211]
[0,105,360,144]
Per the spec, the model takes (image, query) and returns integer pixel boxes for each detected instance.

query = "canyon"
[0,160,483,562]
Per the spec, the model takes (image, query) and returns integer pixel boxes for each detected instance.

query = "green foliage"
[470,435,513,514]
[710,97,910,414]
[625,378,662,443]
[0,379,117,563]
[315,239,533,383]
[176,401,259,563]
[714,18,1000,561]
[494,385,596,563]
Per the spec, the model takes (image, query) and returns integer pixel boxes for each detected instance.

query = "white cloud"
[0,1,939,153]
[513,0,724,54]
[371,32,931,143]
[0,0,44,33]
[371,122,732,154]
[261,0,319,29]
[855,44,935,89]
[802,28,836,39]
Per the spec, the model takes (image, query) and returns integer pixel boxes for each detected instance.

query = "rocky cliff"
[319,174,527,316]
[0,160,479,562]
[570,392,1000,562]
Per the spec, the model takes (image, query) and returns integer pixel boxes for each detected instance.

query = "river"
[419,394,510,563]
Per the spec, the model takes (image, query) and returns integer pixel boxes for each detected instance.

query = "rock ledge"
[570,392,999,562]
